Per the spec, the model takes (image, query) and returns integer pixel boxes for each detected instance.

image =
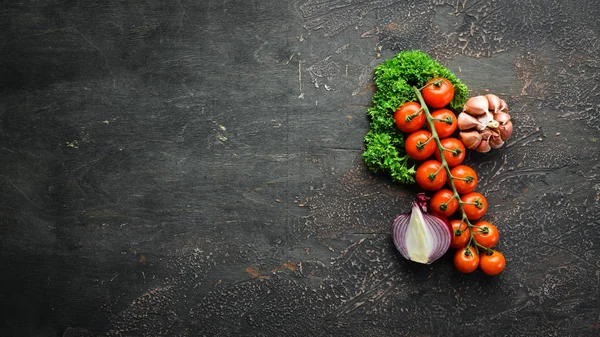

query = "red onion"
[391,194,452,264]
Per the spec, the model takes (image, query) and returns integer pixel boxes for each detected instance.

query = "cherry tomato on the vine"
[422,78,454,108]
[430,189,458,218]
[449,220,470,249]
[405,130,436,161]
[434,137,465,167]
[415,160,447,191]
[449,165,478,194]
[435,215,452,232]
[480,250,506,276]
[460,192,488,220]
[394,102,425,133]
[473,221,499,248]
[454,246,479,273]
[428,109,458,138]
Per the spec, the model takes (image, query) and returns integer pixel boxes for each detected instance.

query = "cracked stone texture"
[1,0,599,336]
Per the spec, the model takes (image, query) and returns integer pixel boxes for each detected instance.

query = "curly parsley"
[362,51,469,184]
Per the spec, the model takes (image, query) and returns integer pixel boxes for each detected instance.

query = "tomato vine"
[413,86,505,275]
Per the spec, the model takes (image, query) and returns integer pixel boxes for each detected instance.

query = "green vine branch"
[412,86,490,254]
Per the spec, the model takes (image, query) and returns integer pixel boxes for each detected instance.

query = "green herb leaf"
[363,50,469,184]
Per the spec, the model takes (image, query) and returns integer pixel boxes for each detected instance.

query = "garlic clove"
[463,96,489,116]
[459,130,482,150]
[486,94,502,113]
[498,99,508,113]
[498,120,513,141]
[494,112,511,125]
[489,131,505,149]
[457,112,485,131]
[476,129,493,153]
[476,138,491,153]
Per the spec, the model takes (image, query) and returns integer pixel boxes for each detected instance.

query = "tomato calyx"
[453,175,474,183]
[416,136,433,151]
[463,198,485,209]
[418,79,444,90]
[474,226,490,234]
[451,148,462,157]
[443,147,463,157]
[463,246,475,257]
[405,108,424,122]
[427,164,444,182]
[433,116,454,125]
[482,248,495,256]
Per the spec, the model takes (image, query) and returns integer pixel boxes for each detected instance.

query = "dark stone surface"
[1,1,599,336]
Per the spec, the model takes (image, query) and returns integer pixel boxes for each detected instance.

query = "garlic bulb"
[458,94,513,153]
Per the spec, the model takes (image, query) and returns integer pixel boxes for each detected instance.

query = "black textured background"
[1,1,599,336]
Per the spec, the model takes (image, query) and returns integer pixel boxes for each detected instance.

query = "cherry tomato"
[394,102,425,133]
[449,220,470,249]
[415,160,447,191]
[480,250,506,276]
[434,215,452,231]
[428,109,458,138]
[430,189,458,218]
[473,221,499,248]
[405,130,436,161]
[449,165,478,194]
[460,192,488,220]
[434,138,465,167]
[421,78,455,108]
[454,246,479,273]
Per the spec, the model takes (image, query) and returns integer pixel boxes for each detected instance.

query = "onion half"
[392,195,452,264]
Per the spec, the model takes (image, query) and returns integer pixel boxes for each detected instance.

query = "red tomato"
[404,130,436,161]
[434,215,452,232]
[415,160,447,191]
[428,109,458,138]
[473,221,499,248]
[454,246,479,273]
[449,220,470,249]
[430,189,458,218]
[421,78,455,108]
[394,102,425,133]
[460,192,488,220]
[480,250,506,276]
[449,165,478,194]
[434,138,465,167]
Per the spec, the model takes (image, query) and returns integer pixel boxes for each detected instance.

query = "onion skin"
[391,199,452,264]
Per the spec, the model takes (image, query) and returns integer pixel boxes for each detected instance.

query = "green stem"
[405,108,424,122]
[416,136,434,150]
[418,79,443,90]
[432,117,453,125]
[412,86,478,242]
[451,175,474,183]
